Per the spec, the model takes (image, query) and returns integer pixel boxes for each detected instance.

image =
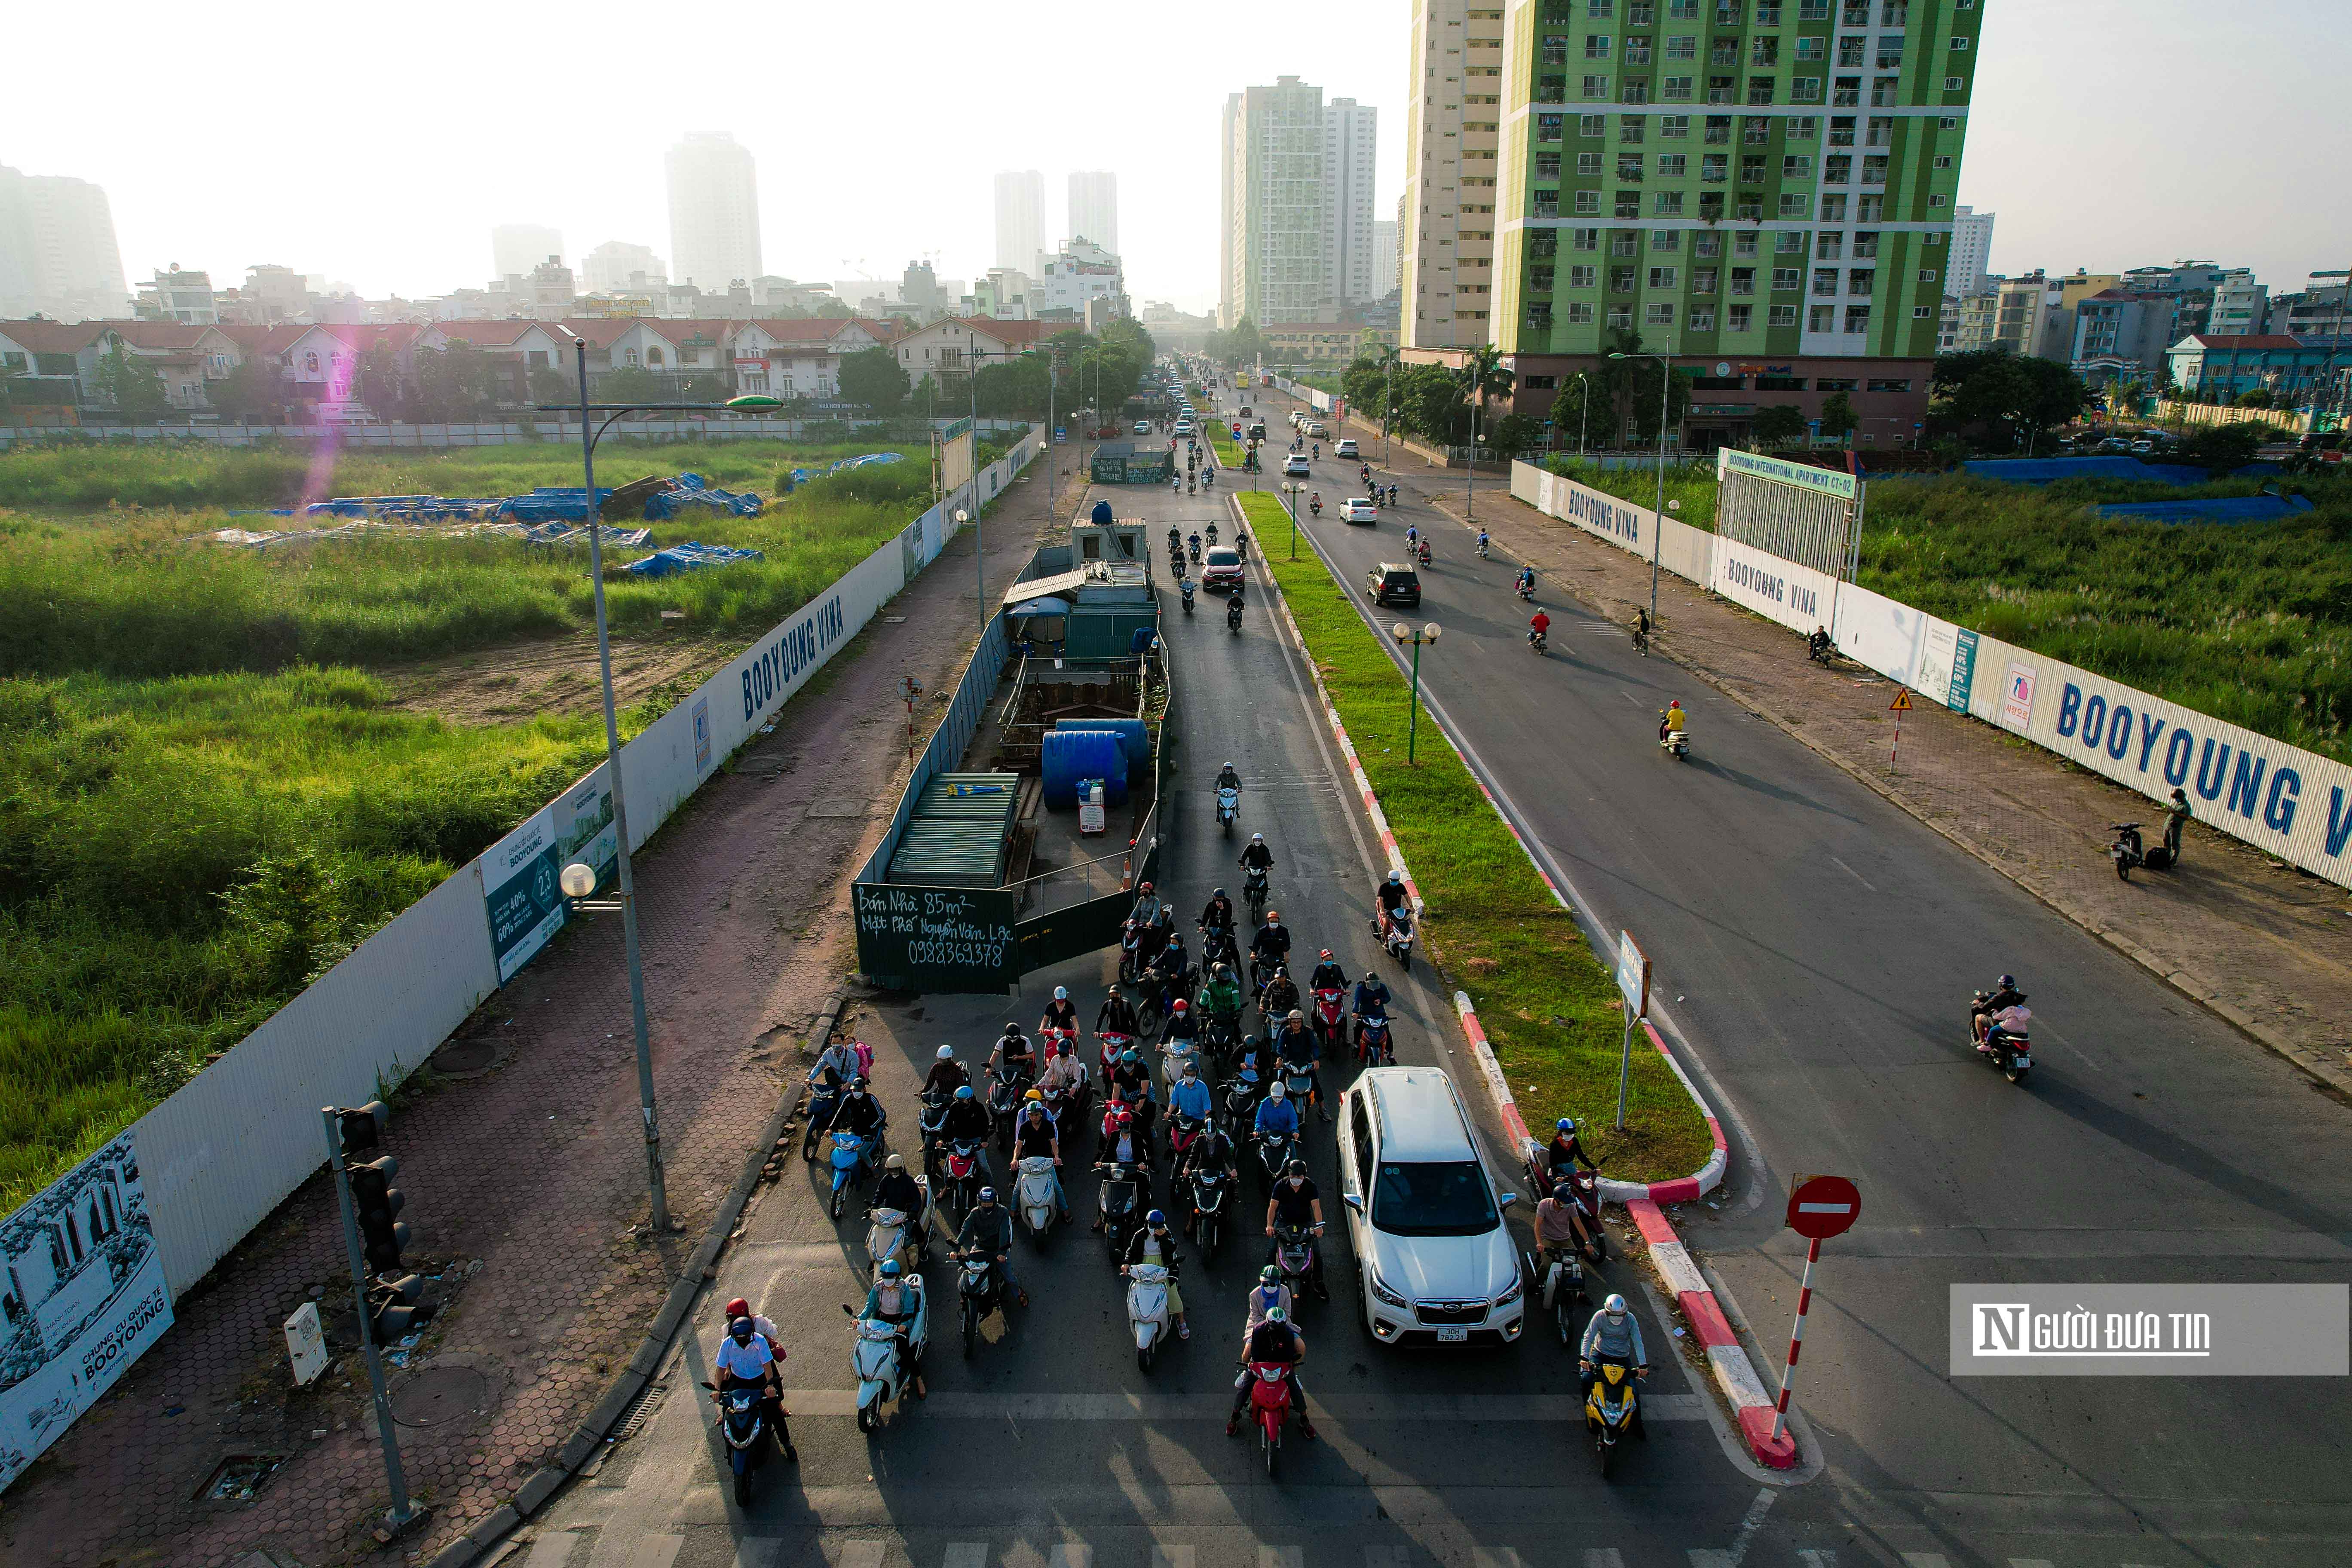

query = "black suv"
[1367,562,1421,608]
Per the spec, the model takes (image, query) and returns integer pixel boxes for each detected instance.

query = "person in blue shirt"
[1252,1079,1301,1145]
[1168,1060,1213,1124]
[1351,971,1393,1054]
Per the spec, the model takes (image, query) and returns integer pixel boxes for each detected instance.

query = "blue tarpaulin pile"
[1963,456,2274,486]
[620,541,765,578]
[642,472,765,520]
[2095,493,2316,525]
[784,451,905,485]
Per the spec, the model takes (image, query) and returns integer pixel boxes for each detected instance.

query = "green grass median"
[1236,492,1711,1182]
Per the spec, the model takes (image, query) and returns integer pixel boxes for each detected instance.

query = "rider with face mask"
[1579,1292,1650,1404]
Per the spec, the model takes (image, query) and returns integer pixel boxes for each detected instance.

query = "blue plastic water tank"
[1041,729,1129,808]
[1051,718,1150,782]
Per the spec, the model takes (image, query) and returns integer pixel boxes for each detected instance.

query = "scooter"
[1354,1011,1394,1067]
[2109,821,2171,879]
[1528,1243,1589,1344]
[1015,1154,1059,1245]
[1516,580,1536,605]
[802,1079,844,1161]
[1309,497,1322,517]
[1243,865,1270,919]
[953,1250,1002,1359]
[1222,1070,1263,1138]
[842,1289,929,1432]
[1248,1361,1294,1477]
[1189,1164,1232,1260]
[1270,1223,1317,1295]
[1096,1159,1143,1264]
[1227,595,1244,634]
[1096,1029,1136,1095]
[1206,523,1219,546]
[1165,1109,1207,1172]
[988,1062,1031,1152]
[1310,988,1347,1055]
[1181,579,1197,615]
[1586,1355,1645,1477]
[1658,715,1690,761]
[1528,626,1549,655]
[938,1139,986,1223]
[1126,1261,1174,1371]
[1280,1060,1318,1121]
[699,1378,787,1505]
[1969,991,2033,1085]
[1217,786,1240,834]
[828,1128,878,1220]
[864,1188,929,1281]
[917,1089,950,1177]
[1255,1129,1298,1193]
[1415,538,1431,567]
[1189,537,1203,563]
[1375,907,1415,971]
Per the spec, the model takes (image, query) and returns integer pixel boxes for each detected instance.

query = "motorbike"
[1165,1109,1207,1171]
[1015,1154,1059,1245]
[1189,537,1203,563]
[1516,580,1536,604]
[828,1128,878,1220]
[1217,786,1240,834]
[1529,1243,1589,1345]
[1125,1260,1175,1371]
[1416,538,1431,566]
[1477,534,1490,559]
[1310,988,1347,1056]
[1528,626,1548,655]
[1187,475,1196,495]
[1309,497,1322,517]
[1255,1128,1298,1193]
[1188,1164,1232,1261]
[1355,1011,1394,1067]
[1096,1029,1136,1094]
[1281,1059,1318,1120]
[700,1379,784,1505]
[917,1089,951,1177]
[1243,865,1270,919]
[954,1250,1003,1359]
[1222,1069,1263,1137]
[1247,1361,1295,1476]
[1038,1072,1088,1145]
[1376,907,1415,971]
[2109,821,2171,879]
[938,1139,986,1223]
[1969,991,2034,1085]
[1270,1223,1317,1296]
[864,1191,928,1281]
[1181,580,1197,615]
[802,1079,844,1161]
[988,1062,1031,1151]
[1206,523,1219,546]
[1200,922,1239,974]
[1167,529,1182,562]
[1658,715,1690,761]
[1096,1159,1144,1265]
[1586,1355,1645,1477]
[840,1284,928,1433]
[1227,595,1244,634]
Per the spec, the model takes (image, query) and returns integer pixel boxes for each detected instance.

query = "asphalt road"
[1236,383,2352,1567]
[529,453,1781,1568]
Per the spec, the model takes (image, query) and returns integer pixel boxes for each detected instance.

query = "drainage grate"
[609,1378,670,1442]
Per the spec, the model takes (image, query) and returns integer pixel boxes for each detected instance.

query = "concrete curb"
[424,988,850,1568]
[1450,990,1534,1158]
[1626,1197,1798,1470]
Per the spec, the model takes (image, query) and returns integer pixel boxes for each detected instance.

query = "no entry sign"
[1785,1173,1861,1240]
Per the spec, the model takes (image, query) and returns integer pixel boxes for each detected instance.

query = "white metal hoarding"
[1710,533,1838,638]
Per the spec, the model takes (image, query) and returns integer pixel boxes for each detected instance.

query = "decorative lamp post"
[1391,621,1442,764]
[1609,349,1676,639]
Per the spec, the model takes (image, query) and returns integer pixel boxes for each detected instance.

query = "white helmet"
[1604,1292,1628,1318]
[1054,986,1069,1001]
[1268,1081,1287,1100]
[936,1044,954,1061]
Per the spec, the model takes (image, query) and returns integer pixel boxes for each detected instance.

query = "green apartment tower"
[1487,0,1981,449]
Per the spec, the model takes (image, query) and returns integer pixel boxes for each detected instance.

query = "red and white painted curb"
[1245,487,1795,1472]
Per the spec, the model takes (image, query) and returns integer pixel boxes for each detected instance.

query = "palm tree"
[1455,343,1516,453]
[1370,341,1403,463]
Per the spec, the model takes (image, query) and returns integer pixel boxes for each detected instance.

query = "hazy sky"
[3,0,2346,314]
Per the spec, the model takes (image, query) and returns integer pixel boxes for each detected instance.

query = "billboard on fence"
[854,884,1021,992]
[480,769,617,983]
[1710,533,1838,638]
[0,1134,172,1493]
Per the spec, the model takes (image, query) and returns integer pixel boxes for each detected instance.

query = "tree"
[837,345,909,414]
[1487,412,1544,458]
[353,346,408,420]
[1395,361,1467,443]
[2175,421,2263,472]
[1931,348,2090,452]
[1818,391,1858,441]
[596,365,667,408]
[89,343,168,423]
[1208,315,1265,368]
[974,352,1051,418]
[1594,329,1688,446]
[207,357,285,424]
[1751,404,1806,446]
[2234,388,2274,409]
[527,364,574,409]
[1457,343,1516,443]
[408,343,503,421]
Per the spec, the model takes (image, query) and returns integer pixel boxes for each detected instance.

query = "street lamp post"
[1609,349,1676,638]
[1573,370,1592,459]
[1390,621,1443,764]
[1281,480,1302,559]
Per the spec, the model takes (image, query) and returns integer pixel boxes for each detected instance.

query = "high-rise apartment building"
[0,165,131,321]
[581,240,667,294]
[666,133,763,289]
[1492,0,1980,450]
[1374,220,1402,297]
[1403,0,1501,349]
[995,170,1046,275]
[492,224,563,282]
[1325,99,1381,304]
[1067,171,1119,256]
[1221,78,1330,326]
[1947,203,1994,296]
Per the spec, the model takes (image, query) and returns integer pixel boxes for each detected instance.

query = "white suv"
[1337,1067,1524,1346]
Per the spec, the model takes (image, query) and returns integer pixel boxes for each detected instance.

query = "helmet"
[1319,948,1332,960]
[1252,833,1265,843]
[1266,1305,1288,1324]
[1025,1087,1044,1102]
[725,1296,751,1319]
[1224,760,1235,769]
[1054,986,1069,1001]
[1115,1108,1134,1127]
[1668,698,1683,709]
[1139,881,1155,892]
[1121,1048,1139,1064]
[879,1259,903,1278]
[1556,1117,1577,1133]
[976,1187,997,1205]
[936,1044,955,1061]
[1384,869,1402,883]
[1147,1209,1168,1227]
[1214,888,1228,899]
[1286,1158,1307,1176]
[729,1316,755,1341]
[1172,998,1189,1014]
[1268,1082,1287,1100]
[847,1076,869,1093]
[1260,1265,1281,1285]
[1999,974,2017,990]
[1604,1292,1628,1317]
[1214,961,1232,978]
[884,1152,905,1170]
[1287,1009,1305,1024]
[1180,1061,1198,1078]
[954,1084,975,1100]
[1056,1038,1074,1055]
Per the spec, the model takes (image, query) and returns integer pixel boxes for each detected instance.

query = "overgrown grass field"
[1238,493,1710,1181]
[0,451,959,1206]
[1539,457,2352,764]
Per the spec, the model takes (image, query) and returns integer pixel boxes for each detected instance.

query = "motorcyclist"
[807,1036,862,1124]
[992,1022,1038,1081]
[1257,964,1299,1027]
[1168,525,1182,559]
[1039,986,1079,1036]
[1243,1264,1292,1338]
[1199,884,1237,937]
[1579,1293,1649,1405]
[723,1295,784,1363]
[857,1259,928,1399]
[1126,882,1173,968]
[1274,1010,1326,1121]
[1528,607,1551,646]
[1169,1059,1214,1125]
[1160,995,1204,1051]
[1215,760,1242,797]
[1264,1157,1329,1297]
[1309,490,1322,514]
[1096,984,1141,1041]
[1541,1116,1599,1197]
[1351,970,1392,1050]
[1230,1031,1278,1094]
[1110,1047,1158,1135]
[1188,530,1202,559]
[1537,1182,1599,1266]
[1040,1035,1088,1102]
[1249,906,1292,992]
[1516,564,1537,597]
[714,1312,796,1455]
[1122,1209,1191,1338]
[1227,1304,1313,1439]
[1197,961,1245,1040]
[1387,483,1399,507]
[1807,625,1831,662]
[1971,974,2027,1044]
[1149,929,1192,997]
[1477,527,1490,555]
[1659,699,1687,744]
[1311,442,1319,461]
[1011,1100,1071,1223]
[940,1084,994,1181]
[1405,523,1419,548]
[1235,524,1250,559]
[1240,833,1275,882]
[872,1152,928,1235]
[833,1078,885,1141]
[1375,870,1410,942]
[1305,948,1347,994]
[954,1188,1026,1309]
[1179,1114,1239,1235]
[922,1043,971,1099]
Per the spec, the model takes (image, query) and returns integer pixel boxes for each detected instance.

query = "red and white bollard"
[1769,1236,1821,1444]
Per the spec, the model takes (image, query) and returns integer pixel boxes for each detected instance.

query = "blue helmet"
[878,1260,901,1279]
[1556,1117,1577,1133]
[1147,1209,1168,1227]
[955,1084,975,1100]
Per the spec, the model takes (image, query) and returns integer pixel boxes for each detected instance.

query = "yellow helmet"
[1024,1087,1044,1102]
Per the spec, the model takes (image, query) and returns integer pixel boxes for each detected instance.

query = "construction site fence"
[0,417,1035,451]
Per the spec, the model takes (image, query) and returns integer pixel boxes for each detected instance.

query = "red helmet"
[1139,880,1155,892]
[1319,948,1332,960]
[725,1297,750,1320]
[1172,998,1188,1013]
[1115,1108,1134,1127]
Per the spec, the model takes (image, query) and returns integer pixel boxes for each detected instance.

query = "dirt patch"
[381,632,747,726]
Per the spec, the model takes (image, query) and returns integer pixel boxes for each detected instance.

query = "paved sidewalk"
[0,466,1081,1568]
[1287,391,2352,1096]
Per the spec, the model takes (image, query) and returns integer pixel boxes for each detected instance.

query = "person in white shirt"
[712,1314,793,1459]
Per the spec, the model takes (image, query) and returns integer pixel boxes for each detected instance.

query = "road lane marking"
[833,1545,885,1568]
[1151,1549,1196,1568]
[1366,1550,1411,1568]
[733,1544,784,1568]
[1898,1557,1950,1568]
[2006,1560,2055,1568]
[1581,1552,1623,1568]
[626,1539,683,1568]
[1258,1550,1303,1568]
[1047,1548,1091,1568]
[525,1535,581,1568]
[1828,855,1877,892]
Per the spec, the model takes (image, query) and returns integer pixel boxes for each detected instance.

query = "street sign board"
[853,883,1020,992]
[1615,930,1650,1016]
[1785,1173,1861,1240]
[1890,689,1912,711]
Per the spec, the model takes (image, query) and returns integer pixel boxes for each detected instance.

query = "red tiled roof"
[732,317,862,343]
[98,322,222,349]
[555,319,635,350]
[434,319,552,348]
[0,319,109,352]
[292,322,426,352]
[213,324,313,355]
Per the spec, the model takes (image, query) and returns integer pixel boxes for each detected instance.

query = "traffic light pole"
[323,1108,416,1532]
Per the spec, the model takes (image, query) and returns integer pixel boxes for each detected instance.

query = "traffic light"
[337,1099,390,1154]
[348,1155,409,1274]
[368,1272,429,1343]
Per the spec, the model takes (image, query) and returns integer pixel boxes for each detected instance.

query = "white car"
[1338,1067,1524,1347]
[1339,497,1378,524]
[1336,438,1359,458]
[1174,421,1195,438]
[1284,453,1313,477]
